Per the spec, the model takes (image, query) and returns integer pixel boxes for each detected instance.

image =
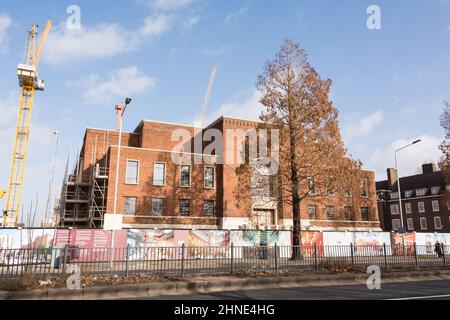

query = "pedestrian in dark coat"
[434,241,443,258]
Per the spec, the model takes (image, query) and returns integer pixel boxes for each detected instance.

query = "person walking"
[434,241,443,258]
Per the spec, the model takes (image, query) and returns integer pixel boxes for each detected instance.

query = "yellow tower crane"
[2,21,52,227]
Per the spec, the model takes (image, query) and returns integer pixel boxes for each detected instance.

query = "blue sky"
[0,0,448,225]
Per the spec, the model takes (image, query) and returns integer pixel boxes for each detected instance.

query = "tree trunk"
[292,196,303,260]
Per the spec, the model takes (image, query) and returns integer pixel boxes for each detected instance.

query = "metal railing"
[0,244,448,280]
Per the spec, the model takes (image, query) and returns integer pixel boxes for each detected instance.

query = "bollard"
[181,243,185,278]
[350,243,355,266]
[383,243,388,269]
[314,243,318,270]
[274,243,278,272]
[125,244,130,277]
[230,243,234,275]
[414,242,418,267]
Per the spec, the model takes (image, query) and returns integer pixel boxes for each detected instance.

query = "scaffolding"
[58,132,110,228]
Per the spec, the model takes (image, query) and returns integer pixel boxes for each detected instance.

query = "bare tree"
[440,101,450,200]
[255,39,363,258]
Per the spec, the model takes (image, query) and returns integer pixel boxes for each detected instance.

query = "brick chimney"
[422,163,437,174]
[387,168,398,189]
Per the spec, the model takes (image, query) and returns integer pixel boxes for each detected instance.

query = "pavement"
[144,279,450,300]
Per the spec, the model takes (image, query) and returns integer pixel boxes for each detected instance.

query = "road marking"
[386,294,450,300]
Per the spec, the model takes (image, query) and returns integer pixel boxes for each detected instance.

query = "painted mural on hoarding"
[353,232,391,256]
[415,233,450,255]
[0,229,56,265]
[390,232,416,256]
[230,231,291,259]
[300,231,324,257]
[53,229,128,262]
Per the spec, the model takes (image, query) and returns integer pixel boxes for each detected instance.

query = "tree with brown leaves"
[256,39,363,258]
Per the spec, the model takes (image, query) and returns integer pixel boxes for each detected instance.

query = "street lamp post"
[394,139,421,231]
[394,139,421,257]
[110,97,132,269]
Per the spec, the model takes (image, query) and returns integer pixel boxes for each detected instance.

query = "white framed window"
[204,166,215,189]
[390,204,400,215]
[431,186,441,195]
[418,202,425,213]
[360,179,369,198]
[405,203,412,214]
[416,188,427,197]
[124,197,137,216]
[203,200,215,217]
[405,190,414,198]
[434,217,443,230]
[308,205,317,220]
[420,217,427,230]
[153,162,166,186]
[125,160,139,184]
[392,219,401,230]
[179,199,190,216]
[180,165,191,187]
[361,207,370,221]
[308,177,316,195]
[407,218,414,230]
[344,206,353,221]
[152,198,164,216]
[326,205,335,220]
[390,192,399,200]
[432,200,440,212]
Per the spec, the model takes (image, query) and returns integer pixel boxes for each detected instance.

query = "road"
[144,279,450,300]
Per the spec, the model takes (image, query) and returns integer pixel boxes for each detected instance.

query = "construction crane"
[2,21,52,227]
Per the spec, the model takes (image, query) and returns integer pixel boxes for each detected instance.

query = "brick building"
[58,116,380,231]
[376,163,450,232]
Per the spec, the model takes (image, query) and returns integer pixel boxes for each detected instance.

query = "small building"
[376,163,450,232]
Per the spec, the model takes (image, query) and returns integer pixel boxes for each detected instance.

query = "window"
[405,190,414,198]
[361,207,370,222]
[203,200,215,217]
[431,186,441,195]
[152,198,164,216]
[204,167,215,189]
[407,218,414,230]
[153,162,166,186]
[180,165,191,187]
[125,160,139,184]
[179,200,190,216]
[308,177,316,195]
[432,200,440,212]
[418,202,425,213]
[420,217,427,230]
[326,206,335,220]
[344,207,353,221]
[360,179,369,198]
[124,197,137,216]
[405,203,412,214]
[416,188,427,197]
[308,205,317,220]
[434,217,443,230]
[343,188,352,197]
[390,204,400,215]
[392,219,401,230]
[390,192,399,200]
[326,182,335,196]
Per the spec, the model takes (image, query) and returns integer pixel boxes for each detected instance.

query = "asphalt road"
[144,279,450,300]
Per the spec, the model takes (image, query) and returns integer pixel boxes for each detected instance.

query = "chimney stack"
[422,163,437,174]
[387,168,398,189]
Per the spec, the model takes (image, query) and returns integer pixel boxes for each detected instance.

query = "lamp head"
[412,139,422,144]
[125,97,132,105]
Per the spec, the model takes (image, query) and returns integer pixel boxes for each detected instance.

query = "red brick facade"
[61,117,380,231]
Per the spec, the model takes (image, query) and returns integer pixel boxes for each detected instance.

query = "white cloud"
[139,14,173,36]
[343,111,384,142]
[201,90,263,125]
[79,66,155,105]
[43,16,172,65]
[199,45,229,56]
[0,13,12,54]
[365,135,443,180]
[183,15,200,29]
[224,7,248,25]
[140,0,194,11]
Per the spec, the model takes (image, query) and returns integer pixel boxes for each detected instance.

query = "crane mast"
[2,21,52,227]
